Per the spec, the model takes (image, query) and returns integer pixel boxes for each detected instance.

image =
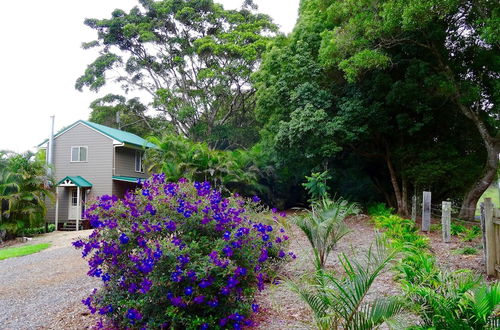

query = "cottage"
[38,120,156,230]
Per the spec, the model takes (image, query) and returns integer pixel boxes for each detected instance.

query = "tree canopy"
[77,0,277,148]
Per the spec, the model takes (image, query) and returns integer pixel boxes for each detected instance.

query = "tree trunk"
[436,62,500,221]
[384,145,409,216]
[459,140,499,220]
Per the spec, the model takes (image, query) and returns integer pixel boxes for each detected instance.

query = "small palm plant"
[290,235,405,330]
[293,197,359,268]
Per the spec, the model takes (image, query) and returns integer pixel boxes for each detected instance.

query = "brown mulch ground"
[415,217,486,276]
[253,215,402,329]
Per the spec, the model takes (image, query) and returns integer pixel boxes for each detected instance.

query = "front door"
[68,189,78,220]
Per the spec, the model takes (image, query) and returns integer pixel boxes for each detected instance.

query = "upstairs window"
[135,150,144,173]
[71,146,88,162]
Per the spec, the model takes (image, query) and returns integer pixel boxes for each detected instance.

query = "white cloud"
[0,0,299,153]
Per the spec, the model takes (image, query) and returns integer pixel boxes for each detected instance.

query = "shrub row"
[370,206,499,329]
[18,224,56,237]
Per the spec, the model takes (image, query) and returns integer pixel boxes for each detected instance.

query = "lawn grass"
[0,242,51,260]
[475,184,500,216]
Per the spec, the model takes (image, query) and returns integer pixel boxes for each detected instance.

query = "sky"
[0,0,300,153]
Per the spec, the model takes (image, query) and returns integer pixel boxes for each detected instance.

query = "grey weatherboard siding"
[114,147,148,179]
[46,123,113,223]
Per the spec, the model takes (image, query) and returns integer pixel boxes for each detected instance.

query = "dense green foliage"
[77,0,498,214]
[0,242,51,260]
[253,0,495,212]
[0,151,54,239]
[146,135,265,196]
[371,206,500,328]
[88,94,168,137]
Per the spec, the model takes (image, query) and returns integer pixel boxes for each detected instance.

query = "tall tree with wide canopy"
[317,0,499,219]
[76,0,277,148]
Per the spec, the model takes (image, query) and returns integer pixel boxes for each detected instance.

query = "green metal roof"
[82,121,157,149]
[112,176,143,183]
[38,120,157,149]
[57,176,93,187]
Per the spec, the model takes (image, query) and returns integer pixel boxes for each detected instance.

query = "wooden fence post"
[442,201,451,243]
[480,202,487,265]
[484,198,496,277]
[422,191,431,232]
[411,195,417,222]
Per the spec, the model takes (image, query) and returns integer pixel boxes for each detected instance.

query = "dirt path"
[254,215,401,329]
[0,230,98,330]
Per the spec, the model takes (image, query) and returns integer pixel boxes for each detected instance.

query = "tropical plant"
[293,197,359,268]
[401,265,500,329]
[290,235,405,330]
[0,151,54,238]
[146,135,265,196]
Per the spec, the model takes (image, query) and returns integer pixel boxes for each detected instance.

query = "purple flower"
[252,303,259,313]
[222,245,234,257]
[208,298,218,307]
[194,295,205,304]
[234,267,247,277]
[102,273,111,282]
[126,308,142,323]
[119,233,129,245]
[258,249,268,263]
[262,234,270,242]
[98,305,113,315]
[223,231,231,241]
[184,286,193,295]
[199,277,214,288]
[72,240,84,248]
[252,196,261,203]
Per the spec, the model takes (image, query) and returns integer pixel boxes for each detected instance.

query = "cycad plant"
[293,197,359,268]
[398,251,500,329]
[291,235,405,330]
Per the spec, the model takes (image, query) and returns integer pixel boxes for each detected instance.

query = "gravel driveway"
[0,230,99,330]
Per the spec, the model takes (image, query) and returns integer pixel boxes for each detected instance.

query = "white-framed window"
[71,146,88,162]
[71,189,78,206]
[135,150,144,173]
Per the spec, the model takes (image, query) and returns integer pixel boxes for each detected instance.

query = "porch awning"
[112,176,143,183]
[57,176,93,187]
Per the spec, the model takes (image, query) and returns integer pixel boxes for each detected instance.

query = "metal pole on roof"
[47,115,55,176]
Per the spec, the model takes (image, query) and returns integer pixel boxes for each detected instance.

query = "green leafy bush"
[18,224,56,237]
[450,222,467,236]
[367,203,394,217]
[460,225,481,242]
[73,176,292,329]
[302,171,331,203]
[453,247,478,255]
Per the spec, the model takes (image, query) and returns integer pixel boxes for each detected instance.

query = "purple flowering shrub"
[73,175,292,329]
